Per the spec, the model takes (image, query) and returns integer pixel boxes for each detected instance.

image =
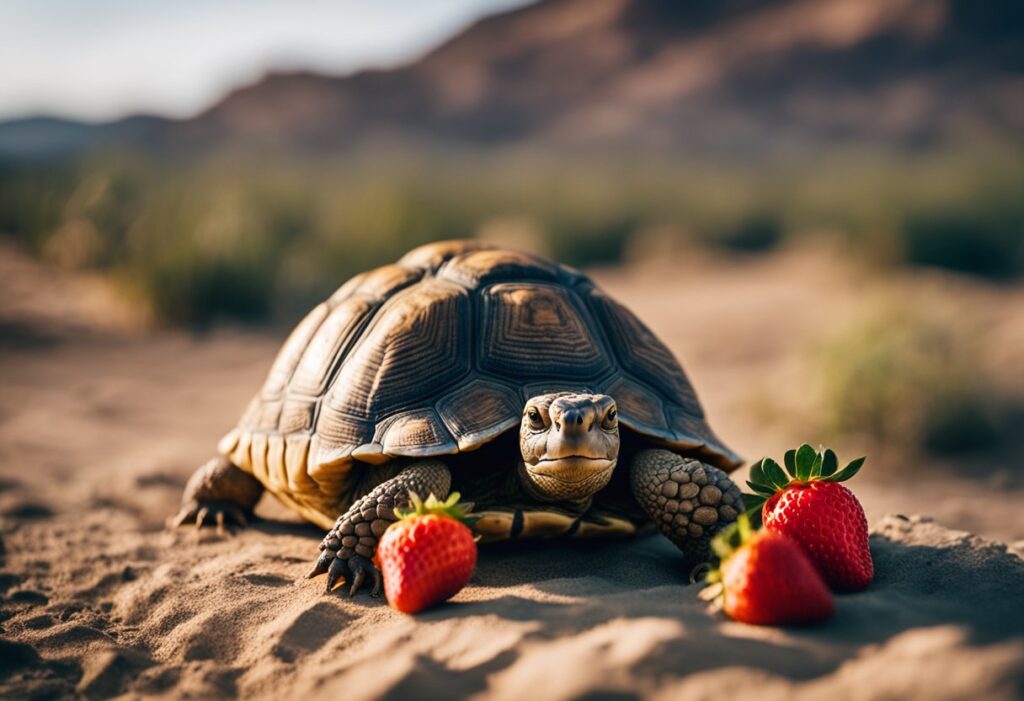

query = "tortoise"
[174,240,744,595]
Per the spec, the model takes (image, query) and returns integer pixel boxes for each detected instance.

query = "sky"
[0,0,529,122]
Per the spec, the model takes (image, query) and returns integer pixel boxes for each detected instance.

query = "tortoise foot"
[308,552,382,597]
[305,460,451,597]
[630,449,743,566]
[171,500,250,534]
[171,457,262,534]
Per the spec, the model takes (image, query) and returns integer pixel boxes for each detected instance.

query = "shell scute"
[377,408,458,457]
[288,295,375,397]
[478,282,611,382]
[435,379,522,451]
[441,249,561,287]
[398,239,494,272]
[586,287,703,417]
[602,376,665,436]
[261,303,329,401]
[324,278,472,421]
[278,399,316,434]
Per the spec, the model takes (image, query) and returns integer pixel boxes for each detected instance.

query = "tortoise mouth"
[529,456,615,482]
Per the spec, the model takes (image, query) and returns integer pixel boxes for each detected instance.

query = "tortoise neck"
[516,461,594,512]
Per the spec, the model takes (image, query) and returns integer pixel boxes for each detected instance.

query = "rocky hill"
[2,0,1021,158]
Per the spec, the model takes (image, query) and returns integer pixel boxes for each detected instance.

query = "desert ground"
[1,241,1022,700]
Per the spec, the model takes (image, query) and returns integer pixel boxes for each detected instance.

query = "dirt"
[0,240,1021,700]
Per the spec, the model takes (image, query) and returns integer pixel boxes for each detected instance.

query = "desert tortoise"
[174,240,744,595]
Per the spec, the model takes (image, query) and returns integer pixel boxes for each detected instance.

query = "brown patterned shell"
[218,240,742,527]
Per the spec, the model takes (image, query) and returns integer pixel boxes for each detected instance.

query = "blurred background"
[1,0,1022,538]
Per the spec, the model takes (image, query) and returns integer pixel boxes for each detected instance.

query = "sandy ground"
[1,241,1022,700]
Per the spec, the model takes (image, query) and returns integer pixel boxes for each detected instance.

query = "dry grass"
[813,279,1024,460]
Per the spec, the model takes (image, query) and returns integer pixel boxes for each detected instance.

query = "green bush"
[901,205,1023,280]
[700,212,782,252]
[545,212,638,267]
[0,163,76,251]
[817,304,1002,453]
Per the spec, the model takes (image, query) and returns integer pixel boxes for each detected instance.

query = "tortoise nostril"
[576,416,583,425]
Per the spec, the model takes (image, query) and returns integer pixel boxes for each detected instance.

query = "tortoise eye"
[603,407,617,428]
[526,407,544,427]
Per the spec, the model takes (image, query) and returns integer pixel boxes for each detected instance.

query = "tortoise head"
[519,392,620,501]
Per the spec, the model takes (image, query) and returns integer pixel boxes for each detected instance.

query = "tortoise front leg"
[306,459,451,596]
[630,449,743,566]
[172,457,264,533]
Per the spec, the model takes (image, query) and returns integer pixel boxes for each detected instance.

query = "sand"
[1,241,1022,700]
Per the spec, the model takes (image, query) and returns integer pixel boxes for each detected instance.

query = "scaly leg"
[172,457,264,533]
[630,449,743,566]
[306,460,451,596]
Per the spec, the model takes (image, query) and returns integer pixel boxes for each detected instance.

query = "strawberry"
[377,491,478,614]
[707,516,834,625]
[745,444,873,592]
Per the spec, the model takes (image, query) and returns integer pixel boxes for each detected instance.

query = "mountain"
[0,115,167,162]
[2,0,1022,159]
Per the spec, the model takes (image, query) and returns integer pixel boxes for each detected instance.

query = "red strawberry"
[377,492,477,614]
[746,444,873,592]
[708,516,834,626]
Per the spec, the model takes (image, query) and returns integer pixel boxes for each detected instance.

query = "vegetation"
[816,302,1007,454]
[1,144,1021,324]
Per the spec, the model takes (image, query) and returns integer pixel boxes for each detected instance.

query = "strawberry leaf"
[794,443,816,480]
[823,456,865,483]
[748,458,767,487]
[783,449,797,477]
[762,457,788,489]
[737,513,753,541]
[710,512,756,562]
[711,534,734,560]
[745,481,775,497]
[711,521,737,558]
[741,492,767,513]
[820,448,839,478]
[395,490,477,523]
[809,449,824,479]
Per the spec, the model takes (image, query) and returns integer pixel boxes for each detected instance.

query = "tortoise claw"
[170,501,249,534]
[306,551,332,579]
[170,506,196,529]
[325,557,348,593]
[348,568,366,597]
[314,551,381,598]
[370,565,383,597]
[228,506,248,528]
[347,555,382,597]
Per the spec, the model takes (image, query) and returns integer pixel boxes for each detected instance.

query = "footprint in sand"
[2,502,53,519]
[76,646,154,698]
[0,639,41,678]
[271,601,352,663]
[238,572,293,587]
[32,622,114,651]
[8,590,49,606]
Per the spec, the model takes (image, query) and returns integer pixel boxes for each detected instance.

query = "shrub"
[700,212,782,253]
[900,205,1023,280]
[817,303,1002,454]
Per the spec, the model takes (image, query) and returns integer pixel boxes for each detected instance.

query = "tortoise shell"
[218,240,742,528]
